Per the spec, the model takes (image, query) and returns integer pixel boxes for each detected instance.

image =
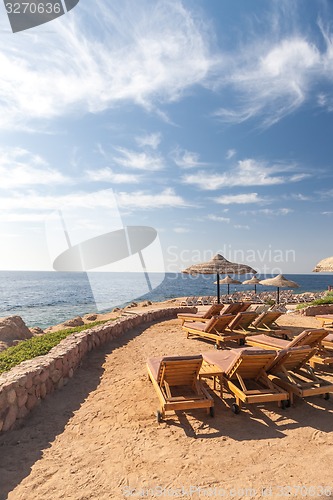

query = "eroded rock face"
[62,316,84,327]
[0,316,32,343]
[302,304,333,316]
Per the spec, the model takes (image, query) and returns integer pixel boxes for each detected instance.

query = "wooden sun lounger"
[146,355,214,422]
[221,302,246,315]
[202,348,289,413]
[196,296,211,305]
[177,303,225,324]
[266,346,333,404]
[315,314,333,328]
[321,332,333,350]
[179,296,197,306]
[227,311,259,335]
[246,329,333,368]
[250,310,285,334]
[182,314,244,348]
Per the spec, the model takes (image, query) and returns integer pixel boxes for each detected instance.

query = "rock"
[84,314,98,321]
[62,316,84,327]
[0,316,33,346]
[126,302,138,308]
[30,327,44,335]
[2,405,18,432]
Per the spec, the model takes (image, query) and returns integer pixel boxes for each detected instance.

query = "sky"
[0,0,333,275]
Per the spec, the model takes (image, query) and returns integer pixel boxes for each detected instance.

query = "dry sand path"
[0,312,333,499]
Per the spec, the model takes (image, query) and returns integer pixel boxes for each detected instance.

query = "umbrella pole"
[277,287,280,304]
[254,284,257,294]
[227,283,230,295]
[217,272,220,304]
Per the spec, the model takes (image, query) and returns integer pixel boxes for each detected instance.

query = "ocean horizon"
[0,270,333,329]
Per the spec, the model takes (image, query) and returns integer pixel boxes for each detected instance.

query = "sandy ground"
[0,304,333,500]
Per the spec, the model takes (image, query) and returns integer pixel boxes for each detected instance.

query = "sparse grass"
[296,295,333,310]
[0,320,113,375]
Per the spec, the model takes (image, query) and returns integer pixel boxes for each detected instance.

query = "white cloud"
[0,191,119,212]
[213,34,329,126]
[317,93,333,112]
[207,214,230,223]
[182,158,305,190]
[214,193,265,205]
[0,213,47,222]
[240,208,293,216]
[135,132,162,150]
[0,187,188,214]
[226,149,236,160]
[234,224,250,230]
[289,193,311,201]
[116,188,189,209]
[85,168,141,184]
[0,147,70,188]
[171,147,207,168]
[289,174,311,182]
[113,147,165,171]
[173,227,190,233]
[0,0,216,130]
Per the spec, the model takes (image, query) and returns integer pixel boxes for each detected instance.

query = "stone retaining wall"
[0,306,195,433]
[300,304,333,316]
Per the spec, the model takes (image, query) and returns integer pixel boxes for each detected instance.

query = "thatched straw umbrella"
[312,256,333,273]
[182,254,257,303]
[214,275,241,295]
[259,274,299,304]
[242,275,261,294]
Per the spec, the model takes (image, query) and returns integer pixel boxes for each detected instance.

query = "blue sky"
[0,0,333,274]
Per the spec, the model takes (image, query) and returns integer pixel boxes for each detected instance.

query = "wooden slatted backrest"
[251,310,282,328]
[238,302,251,312]
[287,329,328,348]
[226,351,277,380]
[208,314,235,332]
[228,311,259,330]
[222,303,242,315]
[202,303,224,318]
[158,356,203,387]
[267,346,317,373]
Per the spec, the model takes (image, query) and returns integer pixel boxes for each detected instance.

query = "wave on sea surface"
[0,271,333,328]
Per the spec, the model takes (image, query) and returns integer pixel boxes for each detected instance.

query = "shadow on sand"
[0,320,157,499]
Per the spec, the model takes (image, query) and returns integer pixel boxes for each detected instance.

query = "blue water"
[0,271,332,329]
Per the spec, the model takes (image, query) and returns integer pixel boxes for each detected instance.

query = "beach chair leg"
[232,402,241,414]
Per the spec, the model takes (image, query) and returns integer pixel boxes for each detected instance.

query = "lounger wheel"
[282,334,289,340]
[156,410,163,423]
[209,406,215,417]
[280,400,288,409]
[232,403,240,414]
[284,399,291,408]
[239,338,245,346]
[324,393,330,400]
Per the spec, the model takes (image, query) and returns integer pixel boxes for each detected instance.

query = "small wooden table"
[315,314,333,328]
[199,360,223,397]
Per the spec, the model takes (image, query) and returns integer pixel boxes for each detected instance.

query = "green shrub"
[0,320,112,375]
[296,296,333,310]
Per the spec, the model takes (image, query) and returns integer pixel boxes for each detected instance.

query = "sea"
[0,271,333,329]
